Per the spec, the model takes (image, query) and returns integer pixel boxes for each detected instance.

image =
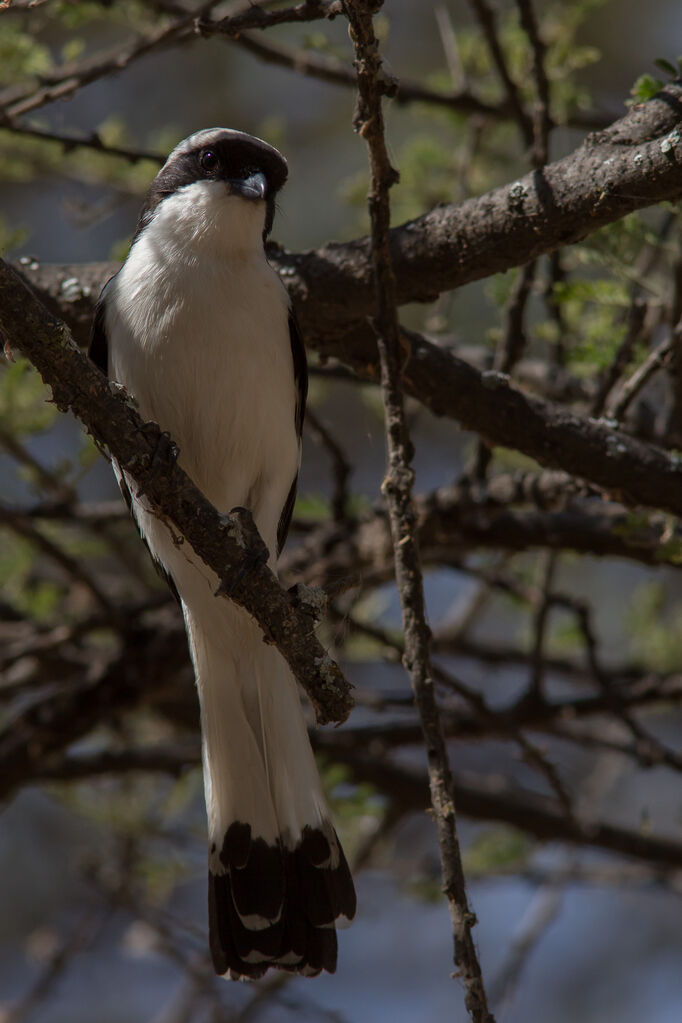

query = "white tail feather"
[185,599,330,850]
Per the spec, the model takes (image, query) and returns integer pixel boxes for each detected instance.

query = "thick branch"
[19,85,682,344]
[13,88,682,520]
[17,258,682,520]
[276,83,682,338]
[334,752,682,872]
[332,327,682,520]
[0,259,352,725]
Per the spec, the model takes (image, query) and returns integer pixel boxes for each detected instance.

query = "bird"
[88,128,356,979]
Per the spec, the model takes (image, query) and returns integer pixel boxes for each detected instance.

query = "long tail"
[120,480,355,977]
[185,604,356,979]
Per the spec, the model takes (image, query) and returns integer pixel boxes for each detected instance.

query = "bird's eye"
[200,150,219,172]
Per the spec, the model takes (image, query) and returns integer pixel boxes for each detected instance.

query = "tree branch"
[345,2,494,1017]
[468,0,534,149]
[223,25,611,130]
[36,740,682,873]
[0,0,339,121]
[21,85,682,347]
[0,259,353,725]
[330,750,682,871]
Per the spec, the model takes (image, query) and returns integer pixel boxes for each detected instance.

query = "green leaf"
[464,827,532,875]
[653,57,678,78]
[627,581,682,672]
[293,492,331,523]
[0,25,51,86]
[629,73,664,103]
[0,214,28,255]
[0,358,56,434]
[61,38,86,63]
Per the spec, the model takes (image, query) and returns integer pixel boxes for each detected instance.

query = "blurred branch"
[281,485,682,596]
[0,616,190,800]
[0,423,75,501]
[467,258,537,479]
[0,120,165,163]
[515,0,551,166]
[606,333,675,420]
[592,296,647,417]
[304,407,352,524]
[332,750,682,870]
[0,502,117,615]
[527,551,558,701]
[468,0,533,148]
[0,0,338,121]
[224,26,610,130]
[7,656,682,795]
[30,739,682,872]
[0,912,106,1023]
[490,882,562,1010]
[0,1,222,120]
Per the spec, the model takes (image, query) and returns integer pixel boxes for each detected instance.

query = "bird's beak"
[227,172,267,201]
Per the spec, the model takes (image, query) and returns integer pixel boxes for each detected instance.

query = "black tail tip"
[208,821,356,979]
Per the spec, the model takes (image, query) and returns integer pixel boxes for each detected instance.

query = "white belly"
[106,238,299,558]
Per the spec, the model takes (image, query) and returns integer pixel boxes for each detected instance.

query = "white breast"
[105,185,299,557]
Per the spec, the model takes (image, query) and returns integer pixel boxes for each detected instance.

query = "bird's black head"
[133,128,288,245]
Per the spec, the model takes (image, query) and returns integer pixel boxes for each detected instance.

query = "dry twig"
[344,1,494,1017]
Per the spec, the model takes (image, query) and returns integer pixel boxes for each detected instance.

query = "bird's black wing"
[276,311,308,555]
[88,288,110,374]
[88,279,180,604]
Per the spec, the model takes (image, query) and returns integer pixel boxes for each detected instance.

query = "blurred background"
[2,1,682,1021]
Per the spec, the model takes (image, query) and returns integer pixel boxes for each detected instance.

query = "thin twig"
[0,119,165,164]
[344,2,494,1018]
[466,259,537,480]
[0,0,337,122]
[490,882,562,1010]
[515,0,551,165]
[1,912,106,1023]
[528,550,558,700]
[494,261,538,375]
[468,0,533,149]
[435,5,467,92]
[606,333,675,420]
[544,251,568,366]
[592,297,647,417]
[305,407,352,523]
[0,423,75,501]
[0,503,118,615]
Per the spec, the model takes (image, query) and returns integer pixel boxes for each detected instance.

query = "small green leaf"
[653,57,678,78]
[61,38,85,63]
[293,492,331,522]
[629,73,664,103]
[464,827,532,875]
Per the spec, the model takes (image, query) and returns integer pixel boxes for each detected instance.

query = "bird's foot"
[215,507,270,599]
